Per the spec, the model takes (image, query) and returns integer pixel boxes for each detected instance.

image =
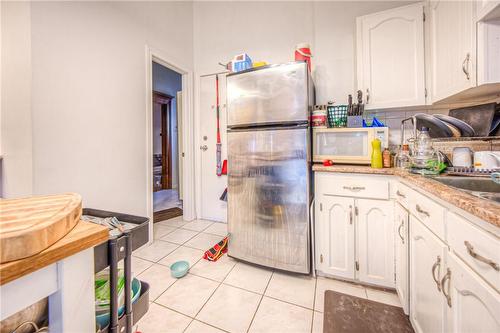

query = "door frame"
[146,46,195,241]
[153,91,173,190]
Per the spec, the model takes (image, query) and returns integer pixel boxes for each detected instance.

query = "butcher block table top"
[0,220,108,285]
[0,193,84,263]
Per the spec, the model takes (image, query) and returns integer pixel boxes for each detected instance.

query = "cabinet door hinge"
[355,206,359,216]
[320,203,323,212]
[424,88,428,98]
[320,254,324,263]
[355,261,360,271]
[423,11,426,22]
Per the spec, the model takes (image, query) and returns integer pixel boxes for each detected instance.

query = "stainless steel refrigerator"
[226,62,314,274]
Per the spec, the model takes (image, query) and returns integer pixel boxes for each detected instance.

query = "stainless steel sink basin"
[433,176,500,203]
[433,177,500,193]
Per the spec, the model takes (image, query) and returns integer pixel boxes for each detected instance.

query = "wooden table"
[0,221,108,332]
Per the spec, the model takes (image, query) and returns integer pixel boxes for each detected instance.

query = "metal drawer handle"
[349,205,353,225]
[462,53,470,80]
[396,190,406,198]
[441,268,452,308]
[343,186,365,192]
[398,221,405,243]
[431,256,442,292]
[416,204,430,217]
[464,241,500,271]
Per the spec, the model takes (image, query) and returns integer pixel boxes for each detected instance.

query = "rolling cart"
[84,209,150,333]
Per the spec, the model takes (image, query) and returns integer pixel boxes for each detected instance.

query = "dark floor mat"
[154,207,183,223]
[324,290,414,333]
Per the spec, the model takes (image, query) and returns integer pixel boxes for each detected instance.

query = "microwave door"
[313,129,372,164]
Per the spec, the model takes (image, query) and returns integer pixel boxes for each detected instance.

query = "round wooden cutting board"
[0,193,82,263]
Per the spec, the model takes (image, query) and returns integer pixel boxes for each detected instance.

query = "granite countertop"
[313,164,500,228]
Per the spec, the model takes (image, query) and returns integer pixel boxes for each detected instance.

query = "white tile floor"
[133,216,402,333]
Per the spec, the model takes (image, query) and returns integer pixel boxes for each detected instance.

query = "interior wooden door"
[153,92,173,191]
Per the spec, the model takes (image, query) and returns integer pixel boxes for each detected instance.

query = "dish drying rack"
[445,167,500,177]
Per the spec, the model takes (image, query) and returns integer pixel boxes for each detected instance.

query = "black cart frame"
[85,208,150,333]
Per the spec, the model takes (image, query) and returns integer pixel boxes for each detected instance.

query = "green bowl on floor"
[170,260,189,278]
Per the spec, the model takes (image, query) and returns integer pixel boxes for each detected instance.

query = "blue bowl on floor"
[96,278,142,329]
[170,260,190,278]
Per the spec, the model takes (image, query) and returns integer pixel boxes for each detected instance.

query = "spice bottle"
[383,148,391,168]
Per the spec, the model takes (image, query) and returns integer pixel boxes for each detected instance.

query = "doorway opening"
[152,61,183,220]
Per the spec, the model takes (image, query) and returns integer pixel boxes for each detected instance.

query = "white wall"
[29,1,193,216]
[152,62,182,189]
[1,1,33,198]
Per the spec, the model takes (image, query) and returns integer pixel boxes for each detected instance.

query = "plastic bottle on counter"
[371,139,383,169]
[395,144,411,169]
[383,148,391,168]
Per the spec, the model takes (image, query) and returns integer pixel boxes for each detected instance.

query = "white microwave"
[312,127,389,165]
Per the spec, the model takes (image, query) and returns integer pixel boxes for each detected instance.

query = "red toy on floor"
[203,236,228,262]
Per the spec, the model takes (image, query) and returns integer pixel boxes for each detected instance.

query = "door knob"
[200,145,208,151]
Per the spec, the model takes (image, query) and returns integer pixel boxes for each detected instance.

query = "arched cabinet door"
[357,199,395,288]
[356,2,426,109]
[445,253,500,333]
[315,195,355,280]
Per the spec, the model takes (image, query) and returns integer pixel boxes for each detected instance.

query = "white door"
[357,199,395,288]
[428,0,476,102]
[316,195,355,280]
[357,2,426,109]
[445,253,500,333]
[199,75,228,222]
[394,202,409,314]
[410,215,447,333]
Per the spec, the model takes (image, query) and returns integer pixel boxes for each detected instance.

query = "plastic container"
[311,106,327,128]
[295,43,312,71]
[371,139,383,169]
[327,104,348,128]
[170,261,190,278]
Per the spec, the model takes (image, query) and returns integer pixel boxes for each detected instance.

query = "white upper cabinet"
[427,0,476,102]
[476,0,500,21]
[357,3,426,109]
[357,198,395,288]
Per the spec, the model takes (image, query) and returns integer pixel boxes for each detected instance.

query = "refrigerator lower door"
[227,126,310,274]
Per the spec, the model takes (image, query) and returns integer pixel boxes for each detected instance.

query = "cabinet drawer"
[448,212,500,291]
[316,173,389,199]
[407,189,446,240]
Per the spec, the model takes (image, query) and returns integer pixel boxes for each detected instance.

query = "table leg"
[49,248,95,333]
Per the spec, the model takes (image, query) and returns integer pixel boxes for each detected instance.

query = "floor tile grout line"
[310,276,318,333]
[191,259,239,325]
[245,270,274,333]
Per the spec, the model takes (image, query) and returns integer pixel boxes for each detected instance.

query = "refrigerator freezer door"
[227,62,310,127]
[227,127,310,273]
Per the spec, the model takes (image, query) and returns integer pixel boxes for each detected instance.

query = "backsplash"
[365,98,500,150]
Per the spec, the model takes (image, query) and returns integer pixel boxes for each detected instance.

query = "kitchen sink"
[433,176,500,203]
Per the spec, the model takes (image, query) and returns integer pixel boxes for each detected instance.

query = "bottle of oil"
[371,138,383,169]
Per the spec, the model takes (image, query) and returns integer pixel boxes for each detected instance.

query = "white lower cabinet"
[357,198,394,288]
[395,202,409,314]
[446,253,500,332]
[315,173,394,288]
[410,215,447,333]
[316,195,355,280]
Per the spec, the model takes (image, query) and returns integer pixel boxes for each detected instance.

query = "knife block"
[347,116,363,128]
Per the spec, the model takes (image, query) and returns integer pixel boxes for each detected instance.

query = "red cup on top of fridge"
[295,43,312,71]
